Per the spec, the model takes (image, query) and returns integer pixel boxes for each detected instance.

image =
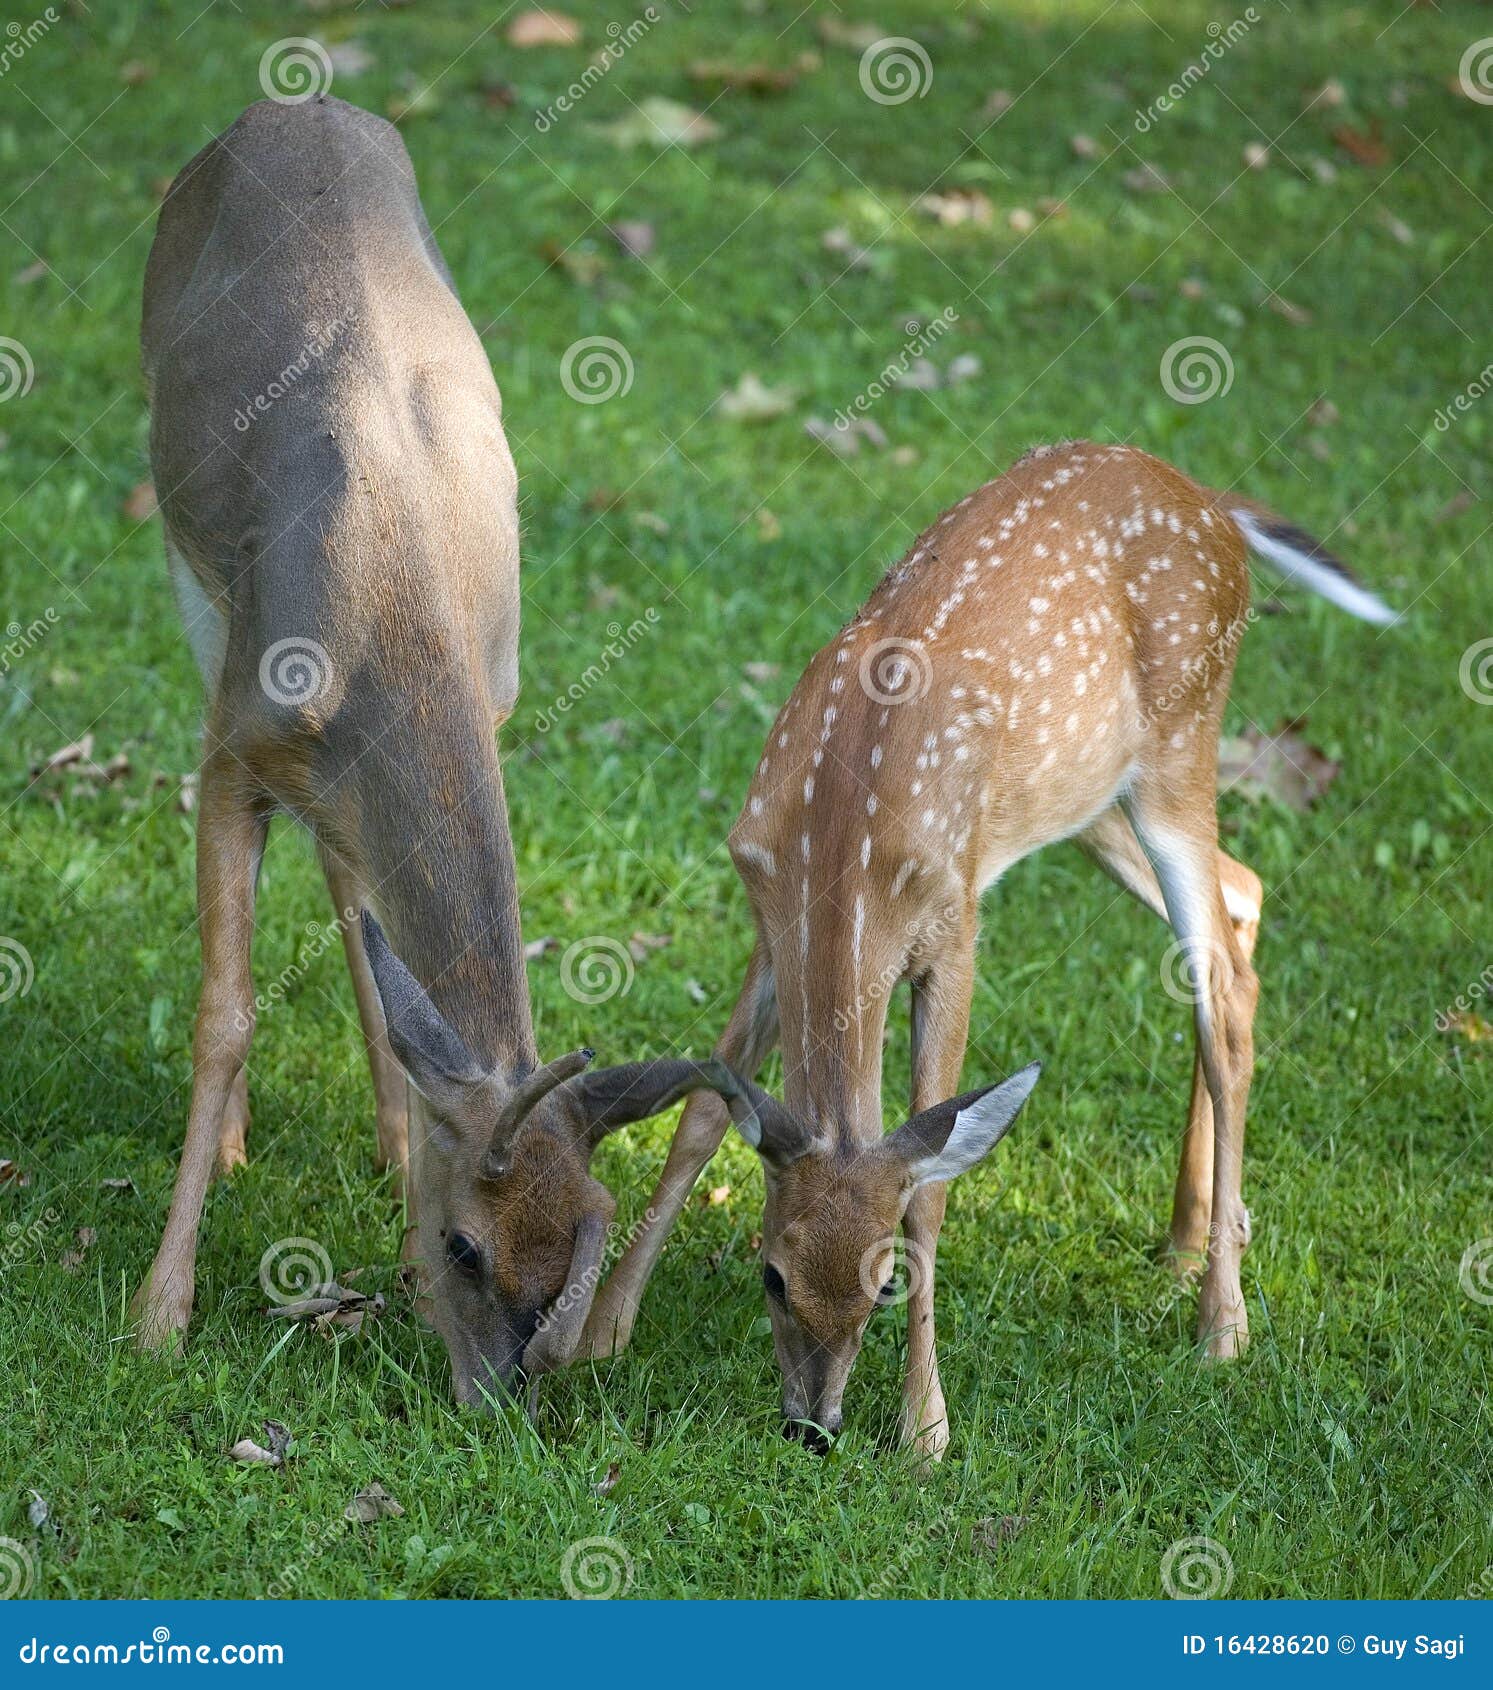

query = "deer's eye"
[762,1264,787,1306]
[876,1279,898,1306]
[446,1233,483,1278]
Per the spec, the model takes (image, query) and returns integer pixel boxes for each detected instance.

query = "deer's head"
[361,911,730,1408]
[714,1061,1041,1446]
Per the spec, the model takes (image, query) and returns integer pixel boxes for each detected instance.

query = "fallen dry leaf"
[714,372,796,421]
[822,226,873,271]
[31,734,93,781]
[99,1175,133,1192]
[1307,397,1340,428]
[1266,294,1313,326]
[981,89,1014,121]
[1303,78,1345,111]
[60,1226,97,1273]
[594,1461,622,1497]
[1122,163,1170,194]
[742,662,780,684]
[916,188,993,227]
[1243,142,1269,171]
[596,97,719,150]
[1332,123,1389,168]
[1070,132,1100,159]
[325,41,374,76]
[345,1482,405,1523]
[688,59,797,95]
[229,1420,291,1468]
[973,1514,1031,1556]
[0,1159,30,1187]
[817,17,885,50]
[628,930,671,963]
[524,936,557,961]
[263,1281,384,1336]
[1218,722,1339,810]
[1444,1011,1492,1044]
[15,260,47,285]
[686,978,709,1005]
[538,238,605,288]
[707,1184,731,1206]
[507,8,581,47]
[608,220,655,259]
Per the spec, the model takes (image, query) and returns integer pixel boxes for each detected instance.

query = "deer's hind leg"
[1116,791,1258,1361]
[1079,808,1262,1287]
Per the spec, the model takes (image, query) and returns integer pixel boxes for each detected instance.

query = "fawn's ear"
[568,1057,746,1147]
[886,1062,1041,1188]
[360,910,489,1112]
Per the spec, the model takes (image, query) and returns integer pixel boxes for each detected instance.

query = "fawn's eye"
[446,1233,482,1278]
[762,1264,787,1306]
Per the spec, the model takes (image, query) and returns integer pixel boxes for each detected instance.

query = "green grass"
[2,0,1492,1600]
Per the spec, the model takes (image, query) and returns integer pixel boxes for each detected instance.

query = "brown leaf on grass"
[1444,1011,1493,1044]
[229,1420,292,1468]
[60,1226,97,1273]
[507,9,581,47]
[538,238,605,287]
[478,78,518,111]
[119,60,154,86]
[523,936,557,961]
[1331,123,1389,167]
[817,18,886,50]
[30,734,93,781]
[628,930,671,963]
[608,220,655,259]
[15,260,48,285]
[263,1282,384,1334]
[596,98,719,150]
[685,978,709,1005]
[1069,132,1100,159]
[1266,294,1313,326]
[1307,397,1340,428]
[99,1176,133,1192]
[1122,163,1170,194]
[742,662,780,684]
[1243,142,1270,171]
[714,372,796,421]
[1218,722,1340,810]
[345,1482,405,1523]
[973,1514,1031,1556]
[822,226,873,271]
[0,1159,31,1187]
[707,1184,731,1206]
[688,60,798,96]
[27,1491,51,1531]
[1303,78,1345,111]
[915,188,993,226]
[594,1461,622,1497]
[981,89,1014,120]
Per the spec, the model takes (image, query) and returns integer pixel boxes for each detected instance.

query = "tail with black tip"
[1220,497,1397,627]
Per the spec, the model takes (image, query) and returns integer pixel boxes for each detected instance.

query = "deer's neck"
[337,692,537,1078]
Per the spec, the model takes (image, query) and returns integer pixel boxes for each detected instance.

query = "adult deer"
[135,96,718,1403]
[584,440,1393,1454]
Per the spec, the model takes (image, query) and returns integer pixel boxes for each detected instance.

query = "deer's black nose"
[782,1417,837,1454]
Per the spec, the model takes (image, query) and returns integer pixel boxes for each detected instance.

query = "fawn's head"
[362,911,728,1407]
[714,1062,1041,1446]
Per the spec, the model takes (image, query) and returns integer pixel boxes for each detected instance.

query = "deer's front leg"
[134,755,267,1349]
[583,944,777,1359]
[901,933,976,1458]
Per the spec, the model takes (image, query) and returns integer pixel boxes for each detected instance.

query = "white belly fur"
[166,536,227,693]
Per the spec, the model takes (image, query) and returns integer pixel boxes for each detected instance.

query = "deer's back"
[732,443,1249,932]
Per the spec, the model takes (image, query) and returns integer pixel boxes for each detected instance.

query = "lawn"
[1,0,1491,1601]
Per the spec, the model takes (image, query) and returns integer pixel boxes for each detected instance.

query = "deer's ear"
[360,910,489,1112]
[887,1062,1041,1188]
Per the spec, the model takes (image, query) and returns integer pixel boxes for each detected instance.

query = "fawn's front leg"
[583,944,777,1359]
[901,926,976,1459]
